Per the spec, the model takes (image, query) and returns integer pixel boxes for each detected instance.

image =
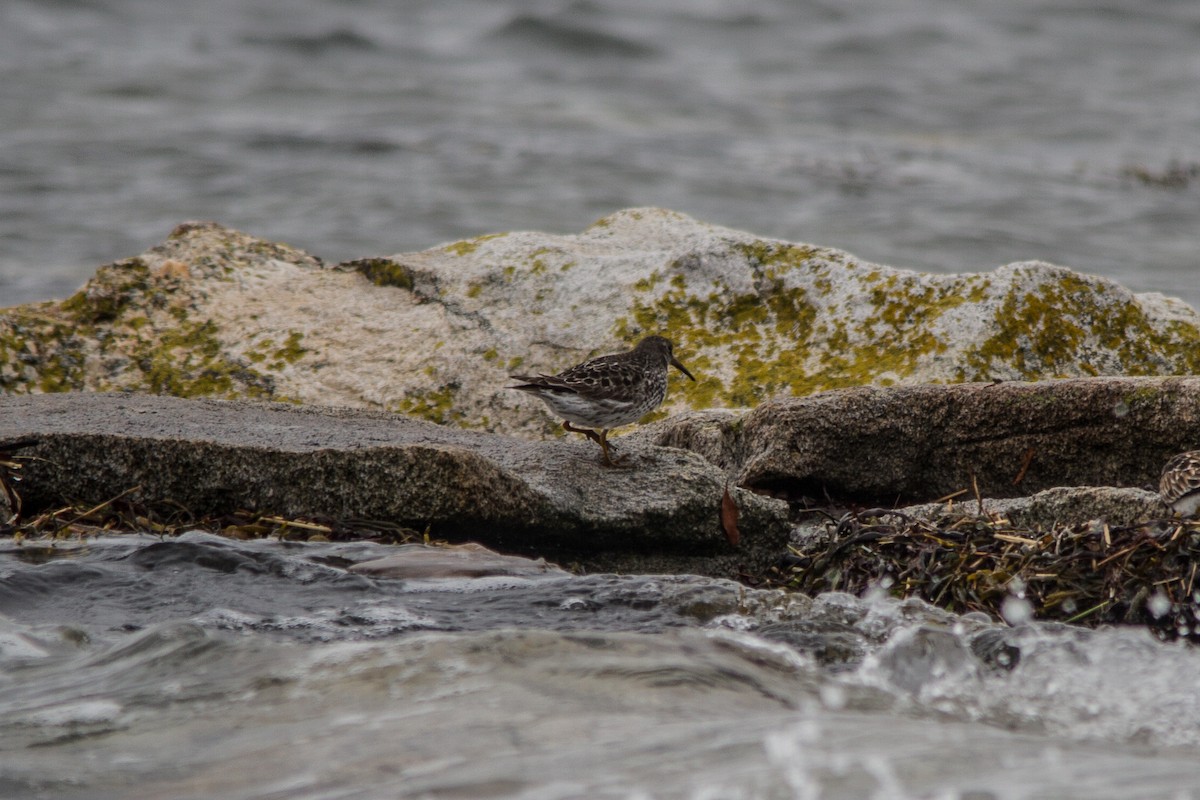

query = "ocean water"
[1,0,1198,310]
[3,533,1200,799]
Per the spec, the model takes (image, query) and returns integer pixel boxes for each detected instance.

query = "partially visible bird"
[509,335,695,467]
[1159,451,1200,516]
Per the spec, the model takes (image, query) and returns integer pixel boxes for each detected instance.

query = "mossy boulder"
[0,223,320,400]
[3,209,1199,438]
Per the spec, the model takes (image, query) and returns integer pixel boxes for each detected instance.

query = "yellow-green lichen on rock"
[441,232,508,257]
[390,384,466,426]
[0,304,90,393]
[610,237,995,407]
[343,258,415,291]
[961,267,1200,379]
[0,222,320,401]
[597,222,1200,413]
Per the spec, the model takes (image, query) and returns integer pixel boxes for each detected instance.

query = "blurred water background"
[1,0,1198,309]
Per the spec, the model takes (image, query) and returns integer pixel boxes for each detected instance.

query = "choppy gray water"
[2,533,1200,798]
[2,0,1199,310]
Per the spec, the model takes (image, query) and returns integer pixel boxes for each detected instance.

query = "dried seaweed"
[778,507,1200,642]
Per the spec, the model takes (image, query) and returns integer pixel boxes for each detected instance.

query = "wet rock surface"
[6,377,1198,582]
[348,543,568,580]
[0,392,790,579]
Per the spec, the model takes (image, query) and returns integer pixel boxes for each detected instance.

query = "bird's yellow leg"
[563,422,626,466]
[563,420,604,445]
[598,430,614,467]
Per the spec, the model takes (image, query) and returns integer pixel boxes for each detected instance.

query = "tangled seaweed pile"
[781,507,1200,642]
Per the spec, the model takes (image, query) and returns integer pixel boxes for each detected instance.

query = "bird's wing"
[508,373,580,394]
[556,357,644,390]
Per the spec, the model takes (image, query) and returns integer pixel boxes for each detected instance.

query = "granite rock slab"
[0,393,789,578]
[638,377,1200,506]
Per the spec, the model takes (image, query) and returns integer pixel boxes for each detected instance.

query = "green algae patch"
[616,240,1200,410]
[733,241,825,273]
[807,277,977,389]
[345,258,415,290]
[1,250,296,401]
[276,331,308,365]
[614,265,823,407]
[1,299,281,400]
[243,331,309,372]
[630,271,664,293]
[4,222,341,405]
[525,247,562,276]
[614,239,979,407]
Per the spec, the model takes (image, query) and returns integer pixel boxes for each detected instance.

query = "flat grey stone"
[638,377,1200,506]
[0,393,790,579]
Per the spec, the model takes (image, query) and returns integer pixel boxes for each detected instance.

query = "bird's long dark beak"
[670,356,696,382]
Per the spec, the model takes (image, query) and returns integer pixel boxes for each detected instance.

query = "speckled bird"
[509,335,695,466]
[1160,451,1200,517]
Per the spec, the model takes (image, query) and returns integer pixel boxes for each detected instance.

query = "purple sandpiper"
[509,335,695,466]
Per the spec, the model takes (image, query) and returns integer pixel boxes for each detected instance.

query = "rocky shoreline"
[3,209,1199,634]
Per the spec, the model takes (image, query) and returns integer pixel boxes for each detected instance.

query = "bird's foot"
[597,432,631,468]
[599,447,633,468]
